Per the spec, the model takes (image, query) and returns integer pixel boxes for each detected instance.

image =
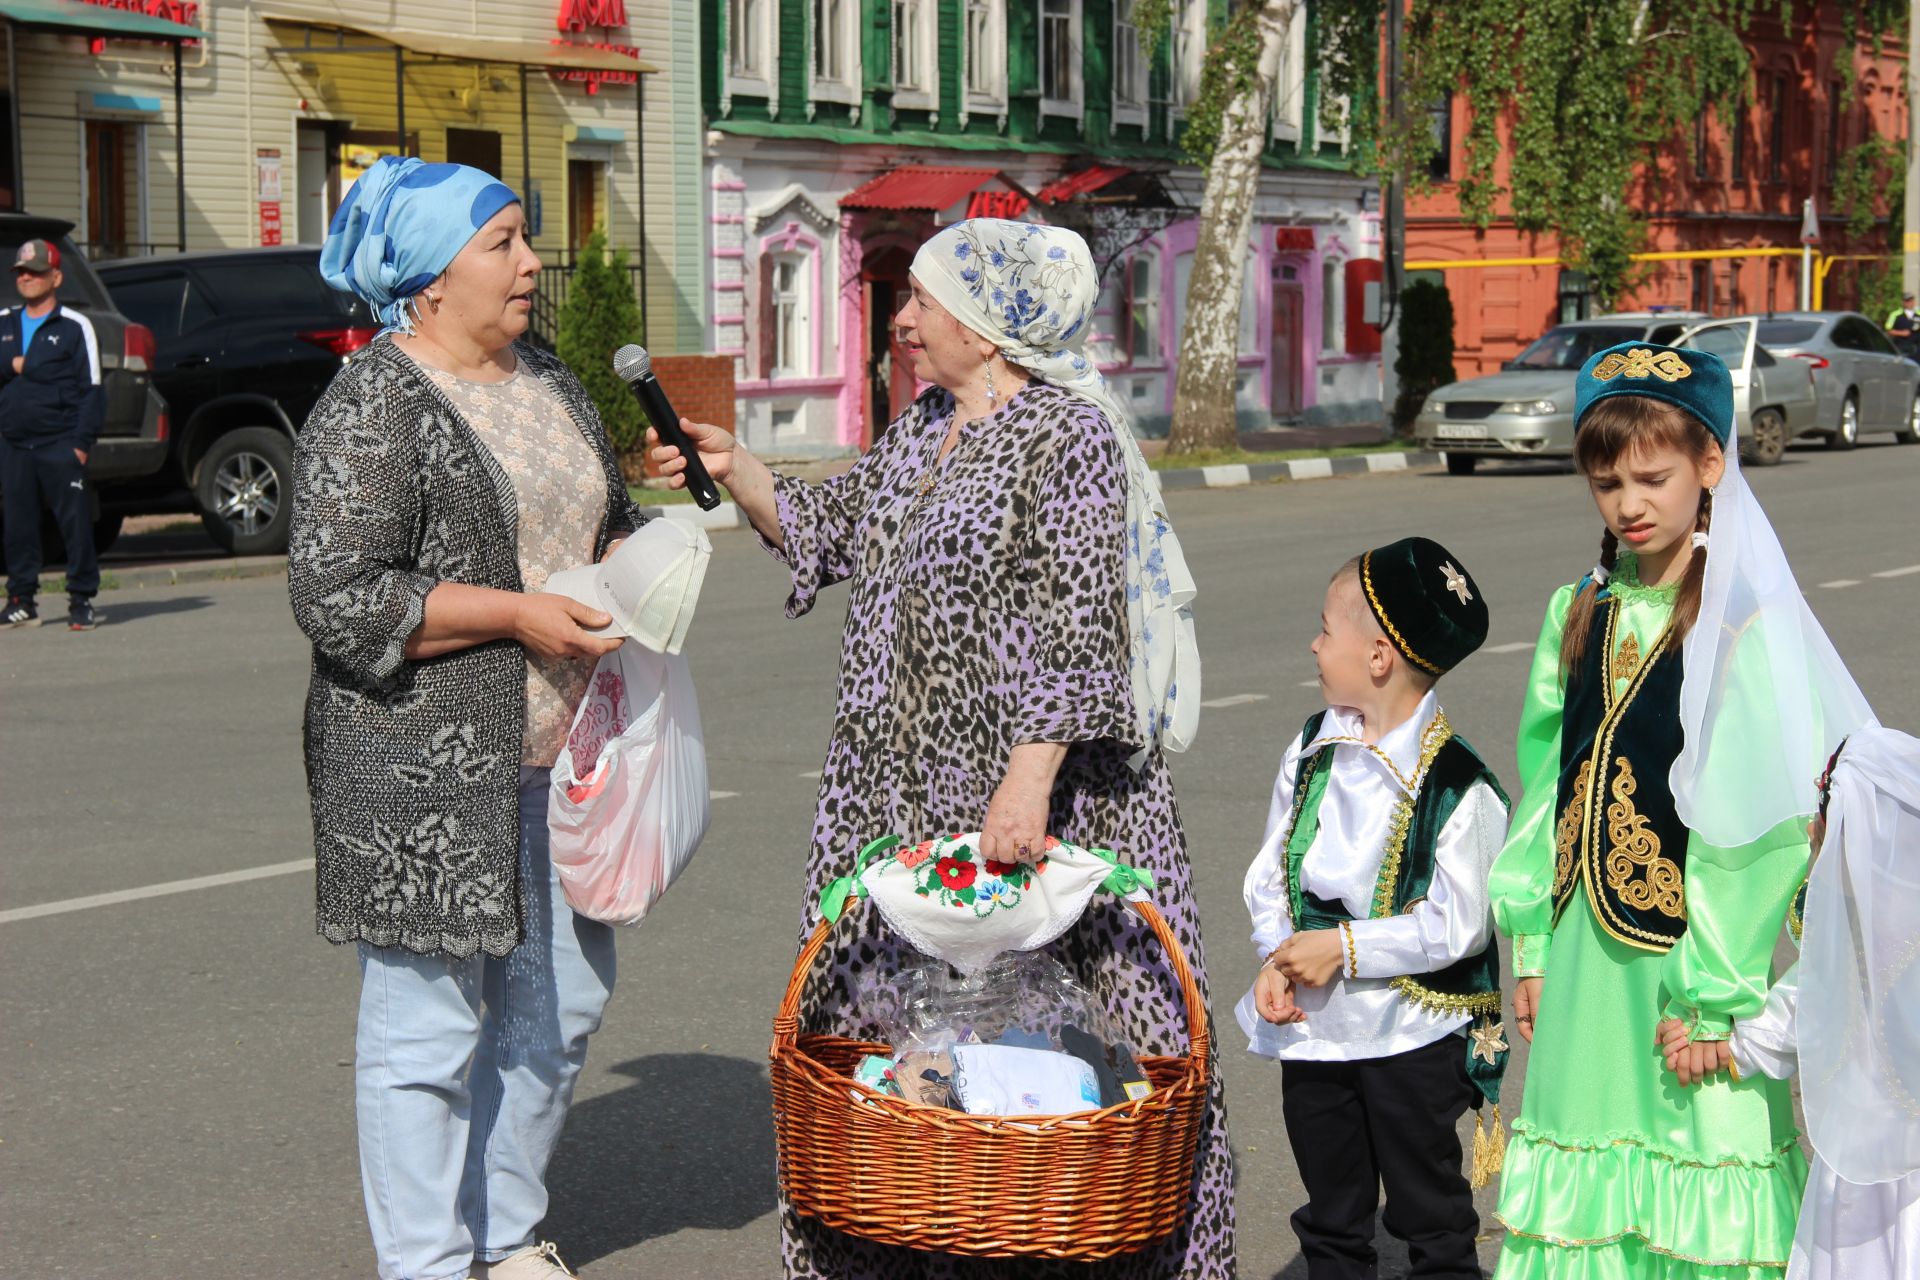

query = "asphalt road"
[4,441,1917,1279]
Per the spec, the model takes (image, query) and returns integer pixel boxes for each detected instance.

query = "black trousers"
[1280,1034,1482,1279]
[1,435,97,599]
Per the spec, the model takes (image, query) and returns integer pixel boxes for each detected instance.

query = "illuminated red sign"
[553,0,637,93]
[967,191,1031,220]
[557,0,627,32]
[549,39,641,94]
[82,0,199,25]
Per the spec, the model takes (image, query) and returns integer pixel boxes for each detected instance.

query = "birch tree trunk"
[1166,0,1298,455]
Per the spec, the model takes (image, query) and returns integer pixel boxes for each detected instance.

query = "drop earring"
[983,355,998,408]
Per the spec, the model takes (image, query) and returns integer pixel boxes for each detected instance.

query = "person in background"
[1885,293,1918,359]
[0,238,105,630]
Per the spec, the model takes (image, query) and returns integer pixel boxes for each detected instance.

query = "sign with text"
[966,191,1030,220]
[82,0,200,26]
[553,0,639,94]
[556,0,627,32]
[257,149,283,246]
[1275,227,1316,253]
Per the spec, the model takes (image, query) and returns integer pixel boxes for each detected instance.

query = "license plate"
[1434,424,1483,440]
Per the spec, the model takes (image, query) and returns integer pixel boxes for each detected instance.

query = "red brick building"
[1406,8,1909,378]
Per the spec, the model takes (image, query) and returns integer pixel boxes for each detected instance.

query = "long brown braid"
[1560,397,1719,675]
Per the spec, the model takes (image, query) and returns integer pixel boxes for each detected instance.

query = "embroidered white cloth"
[1237,693,1508,1062]
[818,833,1154,976]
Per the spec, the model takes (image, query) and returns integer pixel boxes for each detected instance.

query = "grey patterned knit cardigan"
[288,337,645,958]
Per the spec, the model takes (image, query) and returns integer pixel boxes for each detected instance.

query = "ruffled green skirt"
[1495,897,1806,1278]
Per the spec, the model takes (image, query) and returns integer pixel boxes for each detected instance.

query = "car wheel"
[197,427,294,555]
[1898,392,1920,444]
[1743,409,1788,466]
[1828,392,1860,450]
[1445,453,1479,476]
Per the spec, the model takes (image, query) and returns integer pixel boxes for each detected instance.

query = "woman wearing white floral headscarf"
[653,219,1233,1278]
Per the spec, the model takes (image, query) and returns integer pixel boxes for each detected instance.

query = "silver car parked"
[1673,317,1822,465]
[1745,312,1920,450]
[1412,314,1703,474]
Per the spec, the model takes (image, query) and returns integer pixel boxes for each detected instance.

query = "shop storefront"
[1,0,706,351]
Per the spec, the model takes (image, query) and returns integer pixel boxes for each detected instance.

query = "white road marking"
[710,790,740,800]
[1485,641,1535,654]
[1820,579,1862,589]
[1299,679,1320,688]
[1872,565,1920,579]
[0,859,311,925]
[1201,693,1270,708]
[798,769,823,779]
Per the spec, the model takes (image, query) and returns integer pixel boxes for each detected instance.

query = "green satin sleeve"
[1489,584,1577,978]
[1659,818,1810,1039]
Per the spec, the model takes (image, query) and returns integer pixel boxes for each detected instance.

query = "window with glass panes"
[1113,0,1143,109]
[1128,253,1161,362]
[814,0,850,83]
[730,0,766,77]
[771,257,808,376]
[965,0,1003,98]
[1040,0,1076,105]
[893,0,929,92]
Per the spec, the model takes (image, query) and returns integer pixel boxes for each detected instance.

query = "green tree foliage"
[555,228,644,452]
[1391,279,1456,435]
[1312,0,1907,305]
[1834,135,1905,238]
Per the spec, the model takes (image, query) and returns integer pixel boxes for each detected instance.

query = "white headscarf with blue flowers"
[911,219,1199,767]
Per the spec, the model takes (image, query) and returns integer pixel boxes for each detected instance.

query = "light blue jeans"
[355,768,616,1280]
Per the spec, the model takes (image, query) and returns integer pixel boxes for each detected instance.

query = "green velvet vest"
[1282,711,1511,1104]
[1552,596,1691,953]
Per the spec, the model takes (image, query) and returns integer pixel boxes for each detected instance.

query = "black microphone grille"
[612,344,651,383]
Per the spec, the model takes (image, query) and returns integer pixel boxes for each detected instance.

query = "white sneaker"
[475,1241,580,1279]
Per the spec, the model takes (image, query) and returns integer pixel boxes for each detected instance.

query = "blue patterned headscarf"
[320,156,520,334]
[910,219,1202,767]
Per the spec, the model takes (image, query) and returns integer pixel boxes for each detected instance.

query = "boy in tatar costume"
[1240,537,1510,1280]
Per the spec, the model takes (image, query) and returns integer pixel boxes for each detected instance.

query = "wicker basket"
[769,897,1211,1260]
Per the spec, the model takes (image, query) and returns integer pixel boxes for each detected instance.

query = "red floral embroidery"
[985,858,1021,877]
[897,840,936,870]
[935,857,977,890]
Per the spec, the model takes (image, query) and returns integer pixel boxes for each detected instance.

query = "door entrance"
[85,120,131,258]
[295,122,344,245]
[567,159,600,258]
[862,244,916,447]
[1270,262,1306,419]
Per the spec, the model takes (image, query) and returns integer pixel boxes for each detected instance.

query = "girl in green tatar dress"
[1488,341,1873,1280]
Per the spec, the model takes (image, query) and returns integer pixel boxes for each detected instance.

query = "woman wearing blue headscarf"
[290,157,646,1280]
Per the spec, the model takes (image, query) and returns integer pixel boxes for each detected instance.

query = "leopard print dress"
[760,383,1237,1279]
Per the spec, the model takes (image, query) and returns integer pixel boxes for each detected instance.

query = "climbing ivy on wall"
[1309,0,1907,305]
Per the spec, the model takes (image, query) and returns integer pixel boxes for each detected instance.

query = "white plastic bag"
[548,641,710,926]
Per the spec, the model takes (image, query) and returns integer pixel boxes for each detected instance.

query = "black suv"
[0,214,169,551]
[96,248,375,555]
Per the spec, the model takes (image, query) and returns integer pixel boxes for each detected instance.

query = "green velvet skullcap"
[1358,537,1489,675]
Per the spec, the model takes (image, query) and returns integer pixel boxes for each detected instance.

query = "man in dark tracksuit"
[0,239,104,630]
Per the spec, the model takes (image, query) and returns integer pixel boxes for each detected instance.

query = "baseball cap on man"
[14,240,59,274]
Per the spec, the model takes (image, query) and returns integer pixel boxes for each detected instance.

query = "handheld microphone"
[612,344,722,510]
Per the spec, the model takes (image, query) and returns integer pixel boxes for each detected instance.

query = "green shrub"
[555,228,644,452]
[1392,279,1457,436]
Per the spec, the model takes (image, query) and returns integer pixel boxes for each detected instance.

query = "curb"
[63,455,1434,592]
[43,555,289,595]
[1154,449,1445,490]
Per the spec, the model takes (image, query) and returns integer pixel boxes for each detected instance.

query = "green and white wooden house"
[701,0,1383,451]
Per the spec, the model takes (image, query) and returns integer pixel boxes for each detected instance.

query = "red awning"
[1035,165,1132,204]
[841,167,1008,211]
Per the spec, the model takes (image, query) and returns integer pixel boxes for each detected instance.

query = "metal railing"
[526,261,646,349]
